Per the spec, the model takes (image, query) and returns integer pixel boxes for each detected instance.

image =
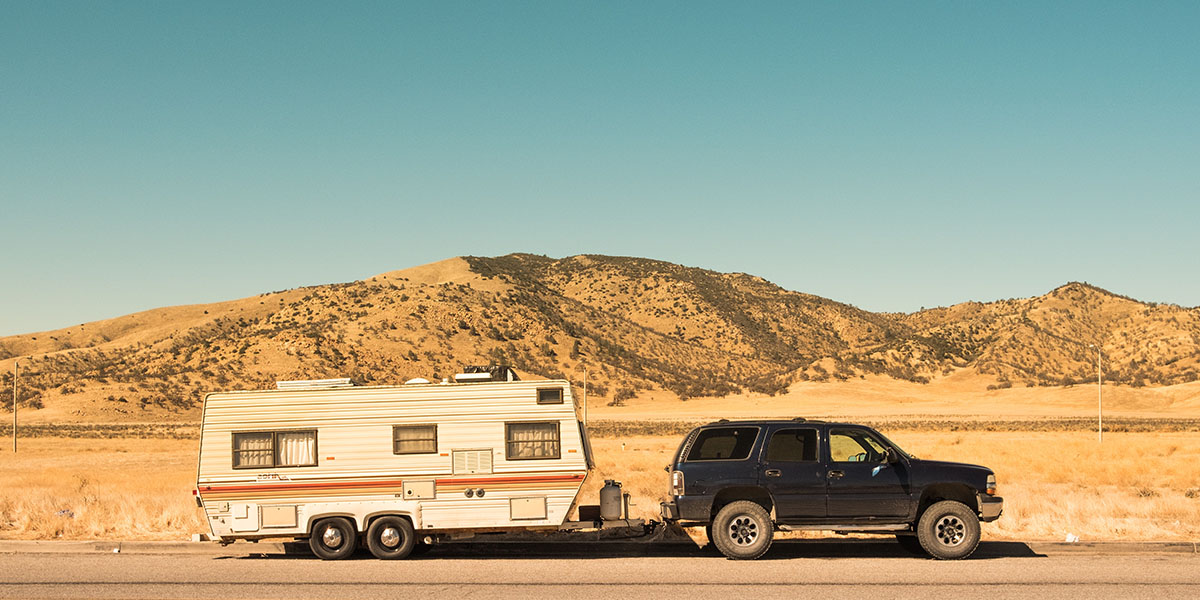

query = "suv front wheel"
[711,501,773,560]
[917,500,981,560]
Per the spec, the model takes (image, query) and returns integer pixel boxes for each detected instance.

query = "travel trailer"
[194,367,643,559]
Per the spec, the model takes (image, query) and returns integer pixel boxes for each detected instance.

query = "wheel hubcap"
[322,527,344,548]
[728,516,759,546]
[380,527,400,548]
[935,515,965,546]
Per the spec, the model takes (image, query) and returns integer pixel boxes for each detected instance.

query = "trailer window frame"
[392,424,438,455]
[536,387,564,404]
[505,421,562,461]
[231,429,319,470]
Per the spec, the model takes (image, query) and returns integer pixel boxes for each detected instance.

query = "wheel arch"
[364,511,416,532]
[305,513,360,534]
[710,486,775,519]
[917,483,978,519]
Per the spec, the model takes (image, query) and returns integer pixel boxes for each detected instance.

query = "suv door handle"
[827,470,845,479]
[764,469,782,478]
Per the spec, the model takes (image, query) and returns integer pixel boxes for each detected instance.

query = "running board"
[777,523,910,532]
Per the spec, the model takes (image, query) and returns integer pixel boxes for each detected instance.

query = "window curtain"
[276,431,316,466]
[234,433,273,467]
[510,423,559,458]
[394,425,436,454]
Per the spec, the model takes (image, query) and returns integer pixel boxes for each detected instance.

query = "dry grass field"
[2,426,1198,542]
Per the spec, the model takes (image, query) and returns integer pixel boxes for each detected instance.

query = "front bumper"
[979,494,1004,522]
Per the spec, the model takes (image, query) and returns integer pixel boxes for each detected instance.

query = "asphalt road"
[1,541,1197,599]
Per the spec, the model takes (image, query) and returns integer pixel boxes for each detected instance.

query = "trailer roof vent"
[404,377,432,385]
[453,372,494,383]
[276,378,355,391]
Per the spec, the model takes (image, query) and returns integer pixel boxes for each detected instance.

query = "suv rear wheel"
[711,501,773,560]
[917,500,980,560]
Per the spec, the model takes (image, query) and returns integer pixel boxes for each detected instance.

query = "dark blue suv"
[660,419,1003,559]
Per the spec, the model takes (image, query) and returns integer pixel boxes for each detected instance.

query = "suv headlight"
[986,474,997,496]
[671,470,685,496]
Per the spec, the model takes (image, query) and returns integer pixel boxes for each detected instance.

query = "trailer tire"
[366,516,416,560]
[711,501,773,560]
[917,500,980,560]
[308,517,357,560]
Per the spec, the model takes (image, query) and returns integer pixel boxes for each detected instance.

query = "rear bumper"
[979,494,1004,522]
[659,502,679,521]
[660,495,714,523]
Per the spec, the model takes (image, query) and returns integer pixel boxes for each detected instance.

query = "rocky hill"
[1,254,1197,421]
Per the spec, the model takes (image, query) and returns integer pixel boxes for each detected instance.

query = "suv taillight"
[671,470,685,496]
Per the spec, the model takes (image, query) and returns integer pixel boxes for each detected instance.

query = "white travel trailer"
[195,368,638,559]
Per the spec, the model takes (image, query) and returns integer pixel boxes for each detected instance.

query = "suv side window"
[830,428,888,463]
[766,428,818,462]
[685,427,759,461]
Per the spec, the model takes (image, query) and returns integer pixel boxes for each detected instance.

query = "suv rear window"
[685,427,759,461]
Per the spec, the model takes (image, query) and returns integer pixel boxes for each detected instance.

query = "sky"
[2,1,1198,336]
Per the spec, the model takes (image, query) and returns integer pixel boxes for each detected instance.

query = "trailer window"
[233,432,273,468]
[232,430,317,469]
[537,388,563,404]
[276,431,317,467]
[393,425,438,455]
[505,422,561,460]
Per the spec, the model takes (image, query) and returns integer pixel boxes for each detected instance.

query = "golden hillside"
[1,254,1197,422]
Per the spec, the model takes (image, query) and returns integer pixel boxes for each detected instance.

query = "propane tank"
[600,479,623,521]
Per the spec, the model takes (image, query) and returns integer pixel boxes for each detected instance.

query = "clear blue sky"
[2,1,1198,336]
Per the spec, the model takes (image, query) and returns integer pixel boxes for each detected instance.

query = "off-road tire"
[895,533,926,556]
[917,500,980,560]
[308,517,358,560]
[711,501,773,560]
[366,516,416,560]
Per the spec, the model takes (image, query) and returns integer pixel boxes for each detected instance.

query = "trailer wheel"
[366,516,416,560]
[917,500,980,560]
[308,517,357,560]
[711,501,773,560]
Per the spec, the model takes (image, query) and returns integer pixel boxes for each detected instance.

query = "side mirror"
[885,448,899,464]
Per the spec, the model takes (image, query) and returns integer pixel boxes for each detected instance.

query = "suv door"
[758,426,826,521]
[825,427,910,518]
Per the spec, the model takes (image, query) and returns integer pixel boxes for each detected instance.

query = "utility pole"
[11,358,17,453]
[1090,345,1102,443]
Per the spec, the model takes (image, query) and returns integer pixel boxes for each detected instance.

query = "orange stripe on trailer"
[435,474,584,486]
[198,473,584,494]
